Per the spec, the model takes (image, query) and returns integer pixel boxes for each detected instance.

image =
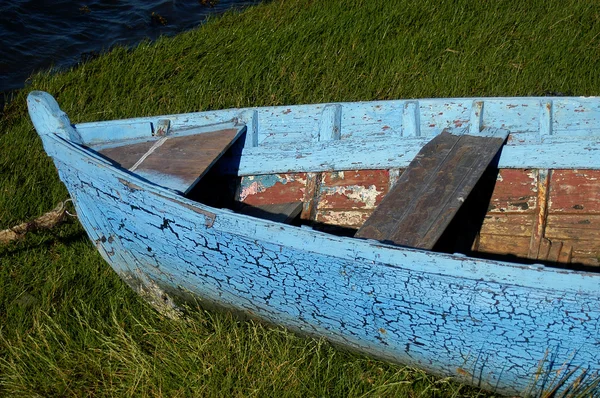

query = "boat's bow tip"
[27,90,56,110]
[27,91,83,144]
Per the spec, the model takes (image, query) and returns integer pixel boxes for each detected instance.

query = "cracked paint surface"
[48,147,600,396]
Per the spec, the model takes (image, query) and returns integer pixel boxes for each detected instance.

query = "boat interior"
[80,113,600,272]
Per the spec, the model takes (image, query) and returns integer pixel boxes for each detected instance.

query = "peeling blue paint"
[28,91,600,396]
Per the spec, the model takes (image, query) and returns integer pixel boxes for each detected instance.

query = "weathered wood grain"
[315,209,371,229]
[543,169,600,264]
[477,235,532,257]
[549,169,600,213]
[356,128,508,249]
[98,140,156,169]
[528,170,551,259]
[77,97,600,176]
[100,128,244,193]
[479,214,535,236]
[485,169,537,213]
[213,137,600,176]
[300,172,320,221]
[76,97,600,150]
[475,169,539,260]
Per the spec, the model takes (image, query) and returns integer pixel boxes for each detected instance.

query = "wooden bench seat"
[98,121,246,194]
[355,127,508,250]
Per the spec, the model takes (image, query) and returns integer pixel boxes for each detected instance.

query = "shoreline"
[0,0,261,95]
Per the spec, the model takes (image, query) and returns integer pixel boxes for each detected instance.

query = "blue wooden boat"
[28,91,600,395]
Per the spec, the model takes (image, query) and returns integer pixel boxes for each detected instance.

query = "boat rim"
[45,132,600,295]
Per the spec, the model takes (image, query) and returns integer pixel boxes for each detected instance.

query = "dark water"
[0,0,259,94]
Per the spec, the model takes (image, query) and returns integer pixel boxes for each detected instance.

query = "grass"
[2,0,600,396]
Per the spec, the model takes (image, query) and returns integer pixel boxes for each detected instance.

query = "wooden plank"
[300,172,321,221]
[549,169,600,213]
[319,170,389,210]
[239,173,307,206]
[100,127,244,193]
[236,202,303,224]
[402,101,420,137]
[487,169,537,213]
[528,169,551,259]
[356,127,508,249]
[316,104,342,141]
[477,235,531,257]
[98,140,156,169]
[479,214,535,237]
[546,240,562,263]
[316,209,371,228]
[75,97,600,146]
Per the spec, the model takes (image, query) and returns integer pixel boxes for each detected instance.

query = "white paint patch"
[317,210,369,227]
[388,169,401,188]
[239,181,265,201]
[526,170,538,192]
[330,171,345,179]
[322,184,381,209]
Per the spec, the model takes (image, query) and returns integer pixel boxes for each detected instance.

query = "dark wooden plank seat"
[355,127,508,250]
[236,202,303,224]
[99,122,245,194]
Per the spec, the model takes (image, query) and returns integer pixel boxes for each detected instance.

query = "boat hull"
[44,133,600,396]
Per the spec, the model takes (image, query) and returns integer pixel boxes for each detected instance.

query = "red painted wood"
[487,169,537,213]
[549,170,600,213]
[319,170,389,210]
[240,173,307,206]
[236,167,600,267]
[322,169,390,187]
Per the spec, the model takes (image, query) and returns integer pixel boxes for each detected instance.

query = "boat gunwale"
[73,95,600,133]
[45,132,600,296]
[75,96,600,173]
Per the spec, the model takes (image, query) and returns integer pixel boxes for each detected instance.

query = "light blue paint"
[77,120,154,144]
[28,91,600,396]
[27,91,82,144]
[76,95,600,176]
[316,104,342,142]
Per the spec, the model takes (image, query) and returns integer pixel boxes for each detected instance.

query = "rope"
[0,199,74,244]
